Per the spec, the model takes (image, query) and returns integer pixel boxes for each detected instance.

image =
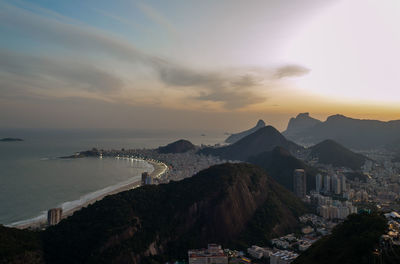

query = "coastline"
[11,159,167,230]
[62,159,168,218]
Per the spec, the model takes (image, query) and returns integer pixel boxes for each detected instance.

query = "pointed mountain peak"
[225,119,266,144]
[256,119,266,127]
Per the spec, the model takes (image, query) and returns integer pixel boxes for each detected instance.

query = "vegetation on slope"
[294,213,388,264]
[0,225,43,264]
[309,139,368,170]
[39,163,305,263]
[248,147,319,192]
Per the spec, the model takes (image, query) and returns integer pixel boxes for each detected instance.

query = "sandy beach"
[61,159,168,218]
[13,159,168,230]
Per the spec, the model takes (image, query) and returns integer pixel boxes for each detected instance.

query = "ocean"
[0,129,225,226]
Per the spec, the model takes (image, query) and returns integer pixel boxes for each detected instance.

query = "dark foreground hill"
[158,139,195,154]
[1,163,306,264]
[201,126,303,161]
[0,225,43,264]
[294,213,400,264]
[225,120,266,144]
[248,147,319,192]
[284,113,400,149]
[309,139,368,170]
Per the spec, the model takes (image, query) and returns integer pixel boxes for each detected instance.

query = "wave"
[7,159,154,227]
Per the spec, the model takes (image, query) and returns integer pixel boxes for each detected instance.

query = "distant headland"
[0,137,24,142]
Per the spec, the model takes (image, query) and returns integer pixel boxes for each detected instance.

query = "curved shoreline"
[9,159,168,230]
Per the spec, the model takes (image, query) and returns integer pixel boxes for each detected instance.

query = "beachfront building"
[47,208,62,226]
[141,172,153,185]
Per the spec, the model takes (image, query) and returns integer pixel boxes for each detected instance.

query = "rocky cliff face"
[283,113,322,140]
[34,163,306,263]
[284,113,400,149]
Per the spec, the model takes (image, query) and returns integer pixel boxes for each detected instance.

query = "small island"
[0,137,24,142]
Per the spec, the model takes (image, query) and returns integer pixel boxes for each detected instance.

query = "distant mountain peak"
[296,112,310,118]
[283,113,400,149]
[256,119,266,126]
[202,125,302,161]
[283,112,322,139]
[326,114,350,121]
[225,119,266,144]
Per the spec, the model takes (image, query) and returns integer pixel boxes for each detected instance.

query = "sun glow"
[284,0,400,104]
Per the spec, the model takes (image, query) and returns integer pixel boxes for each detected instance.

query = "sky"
[1,0,399,132]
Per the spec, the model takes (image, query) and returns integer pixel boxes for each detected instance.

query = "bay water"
[0,129,225,225]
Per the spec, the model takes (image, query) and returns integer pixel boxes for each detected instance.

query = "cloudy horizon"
[1,0,399,131]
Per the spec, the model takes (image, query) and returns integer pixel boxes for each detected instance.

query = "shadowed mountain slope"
[284,113,400,149]
[1,163,306,264]
[248,147,319,192]
[201,126,303,161]
[294,213,397,264]
[309,139,368,170]
[225,120,266,144]
[283,113,322,139]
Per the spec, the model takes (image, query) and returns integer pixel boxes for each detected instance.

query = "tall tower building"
[324,175,331,193]
[340,174,347,192]
[332,174,341,194]
[47,208,62,226]
[141,172,149,185]
[315,173,323,193]
[293,169,306,198]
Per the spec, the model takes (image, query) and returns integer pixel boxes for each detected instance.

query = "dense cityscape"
[1,0,400,263]
[89,138,400,264]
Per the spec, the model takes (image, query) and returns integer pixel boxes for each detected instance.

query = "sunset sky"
[1,0,399,131]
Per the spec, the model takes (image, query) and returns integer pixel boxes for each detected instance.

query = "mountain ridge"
[225,120,266,144]
[284,113,400,149]
[201,125,303,161]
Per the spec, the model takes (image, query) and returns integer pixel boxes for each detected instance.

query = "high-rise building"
[141,172,149,185]
[324,175,331,193]
[340,174,347,192]
[293,169,306,198]
[47,208,62,226]
[315,173,323,193]
[331,174,341,195]
[145,175,153,185]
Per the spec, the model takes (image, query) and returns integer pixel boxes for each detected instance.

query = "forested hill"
[1,163,306,264]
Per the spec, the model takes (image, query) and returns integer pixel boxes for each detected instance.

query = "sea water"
[0,129,225,225]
